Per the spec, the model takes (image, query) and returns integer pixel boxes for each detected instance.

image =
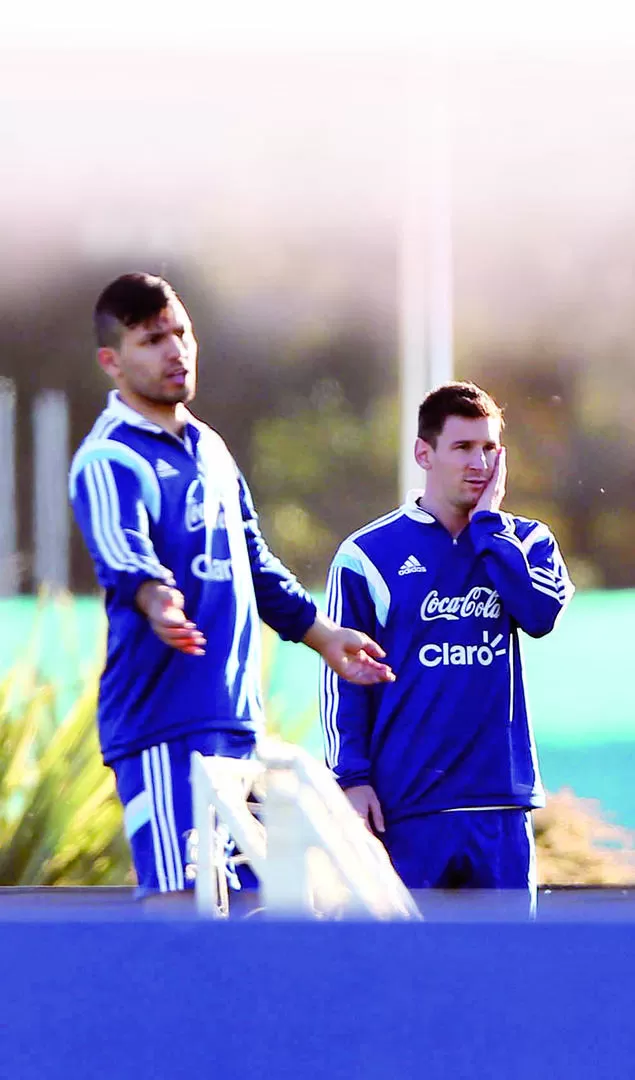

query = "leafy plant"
[0,660,131,886]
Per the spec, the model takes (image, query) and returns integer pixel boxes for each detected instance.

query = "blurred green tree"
[251,389,398,584]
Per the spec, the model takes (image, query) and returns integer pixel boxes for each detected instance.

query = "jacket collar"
[404,489,436,524]
[105,390,200,436]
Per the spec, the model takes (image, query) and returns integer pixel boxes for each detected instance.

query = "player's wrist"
[135,579,175,616]
[301,610,338,654]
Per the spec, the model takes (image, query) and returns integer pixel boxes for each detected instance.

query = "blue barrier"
[2,912,634,1079]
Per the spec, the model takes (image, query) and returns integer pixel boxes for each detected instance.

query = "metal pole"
[398,53,454,499]
[0,379,17,596]
[33,390,70,590]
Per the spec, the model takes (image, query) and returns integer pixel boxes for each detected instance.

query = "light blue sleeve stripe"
[69,439,161,523]
[332,551,365,575]
[332,541,391,627]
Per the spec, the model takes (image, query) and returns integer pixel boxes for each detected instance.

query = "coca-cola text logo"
[420,587,501,622]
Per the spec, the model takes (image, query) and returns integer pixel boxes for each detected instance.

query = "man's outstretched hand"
[303,613,395,685]
[136,581,207,656]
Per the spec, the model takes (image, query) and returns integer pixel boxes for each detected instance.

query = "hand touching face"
[470,446,507,518]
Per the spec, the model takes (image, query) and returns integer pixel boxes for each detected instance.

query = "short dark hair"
[418,381,504,445]
[93,272,178,347]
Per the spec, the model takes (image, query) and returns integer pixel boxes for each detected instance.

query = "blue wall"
[2,911,635,1079]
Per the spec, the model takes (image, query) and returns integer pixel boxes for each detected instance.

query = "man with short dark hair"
[320,380,573,913]
[70,271,394,900]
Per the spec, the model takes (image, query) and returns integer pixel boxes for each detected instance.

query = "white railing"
[191,740,422,921]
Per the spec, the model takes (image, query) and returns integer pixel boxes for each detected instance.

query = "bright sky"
[1,0,635,49]
[1,0,635,300]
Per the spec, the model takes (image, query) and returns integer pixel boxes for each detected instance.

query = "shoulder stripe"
[100,460,167,577]
[69,439,161,522]
[83,460,168,579]
[333,540,391,627]
[521,523,551,554]
[84,462,133,572]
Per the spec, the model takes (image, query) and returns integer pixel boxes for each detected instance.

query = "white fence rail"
[192,741,422,921]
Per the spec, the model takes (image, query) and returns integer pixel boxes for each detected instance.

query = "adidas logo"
[398,555,427,576]
[156,458,180,478]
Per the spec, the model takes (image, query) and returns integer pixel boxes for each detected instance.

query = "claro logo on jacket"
[419,630,507,668]
[191,555,233,582]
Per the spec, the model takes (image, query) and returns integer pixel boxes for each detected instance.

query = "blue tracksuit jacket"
[69,392,316,764]
[320,493,574,825]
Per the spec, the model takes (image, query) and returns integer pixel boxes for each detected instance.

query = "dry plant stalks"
[535,789,635,886]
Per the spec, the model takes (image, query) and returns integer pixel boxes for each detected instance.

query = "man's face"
[99,299,198,406]
[415,415,501,511]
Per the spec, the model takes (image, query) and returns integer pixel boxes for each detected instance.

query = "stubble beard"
[137,379,196,407]
[452,488,480,514]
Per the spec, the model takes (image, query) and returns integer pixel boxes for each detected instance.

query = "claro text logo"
[419,630,506,668]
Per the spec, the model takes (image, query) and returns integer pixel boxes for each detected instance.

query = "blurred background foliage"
[2,252,634,591]
[534,792,635,887]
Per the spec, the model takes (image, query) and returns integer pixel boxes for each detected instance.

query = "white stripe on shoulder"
[69,438,162,522]
[100,460,168,577]
[521,522,551,554]
[83,462,134,571]
[81,459,168,578]
[332,539,391,626]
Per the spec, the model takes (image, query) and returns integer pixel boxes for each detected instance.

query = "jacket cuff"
[336,771,371,791]
[111,567,176,608]
[470,510,517,550]
[278,599,318,643]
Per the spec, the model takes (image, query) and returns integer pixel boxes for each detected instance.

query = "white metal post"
[0,378,17,596]
[191,752,221,916]
[399,53,454,498]
[33,390,70,590]
[262,768,314,917]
